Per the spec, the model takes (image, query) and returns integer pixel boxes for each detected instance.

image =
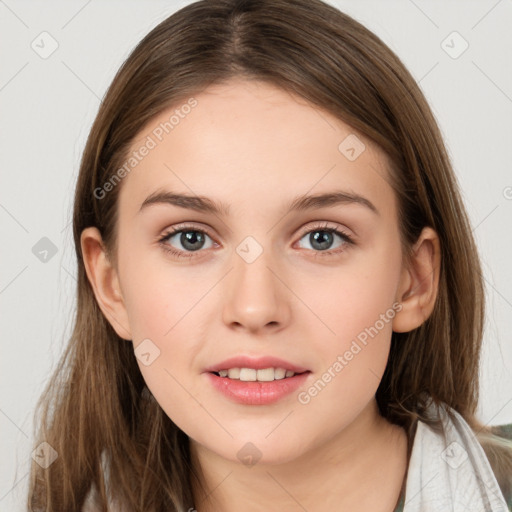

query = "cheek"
[301,237,401,345]
[119,241,185,340]
[119,252,205,387]
[124,279,173,339]
[123,265,206,428]
[293,281,398,429]
[297,235,402,396]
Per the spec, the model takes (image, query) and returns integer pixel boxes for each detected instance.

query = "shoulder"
[486,423,512,511]
[492,423,512,442]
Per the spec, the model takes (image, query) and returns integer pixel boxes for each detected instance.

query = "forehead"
[117,78,395,219]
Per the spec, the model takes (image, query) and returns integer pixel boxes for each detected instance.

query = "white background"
[1,0,511,509]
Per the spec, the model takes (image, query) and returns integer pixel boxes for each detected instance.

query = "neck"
[189,398,408,512]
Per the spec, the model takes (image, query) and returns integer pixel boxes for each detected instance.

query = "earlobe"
[392,227,441,333]
[80,227,132,340]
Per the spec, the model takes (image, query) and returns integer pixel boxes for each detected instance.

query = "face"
[107,78,407,464]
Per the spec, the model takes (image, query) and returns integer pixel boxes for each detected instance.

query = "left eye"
[296,226,352,253]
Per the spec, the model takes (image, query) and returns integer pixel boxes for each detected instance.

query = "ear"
[80,227,132,340]
[392,227,441,333]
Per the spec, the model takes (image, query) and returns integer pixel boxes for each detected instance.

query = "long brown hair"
[27,0,512,510]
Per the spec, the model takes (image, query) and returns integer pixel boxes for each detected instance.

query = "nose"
[221,241,291,334]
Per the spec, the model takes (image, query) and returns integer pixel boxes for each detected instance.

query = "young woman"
[27,0,512,510]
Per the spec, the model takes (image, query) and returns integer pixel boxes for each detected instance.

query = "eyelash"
[157,222,354,260]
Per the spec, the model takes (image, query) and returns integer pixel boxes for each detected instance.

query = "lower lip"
[205,371,311,405]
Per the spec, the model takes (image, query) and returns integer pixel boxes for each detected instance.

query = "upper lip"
[203,355,310,374]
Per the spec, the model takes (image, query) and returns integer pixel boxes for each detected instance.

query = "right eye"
[158,225,216,258]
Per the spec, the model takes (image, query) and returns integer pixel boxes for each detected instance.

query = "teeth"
[256,368,275,382]
[274,368,286,380]
[227,368,240,379]
[240,368,257,381]
[215,367,297,381]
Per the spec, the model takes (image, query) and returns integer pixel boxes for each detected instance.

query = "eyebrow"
[138,189,379,216]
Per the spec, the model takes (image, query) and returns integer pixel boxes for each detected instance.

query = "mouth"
[209,367,311,382]
[203,355,310,378]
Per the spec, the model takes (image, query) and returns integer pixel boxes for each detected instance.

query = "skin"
[82,78,440,511]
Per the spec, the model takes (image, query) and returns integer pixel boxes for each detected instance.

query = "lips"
[206,371,311,405]
[203,355,310,374]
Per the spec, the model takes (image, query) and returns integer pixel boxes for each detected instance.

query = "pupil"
[311,231,332,250]
[181,231,204,251]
